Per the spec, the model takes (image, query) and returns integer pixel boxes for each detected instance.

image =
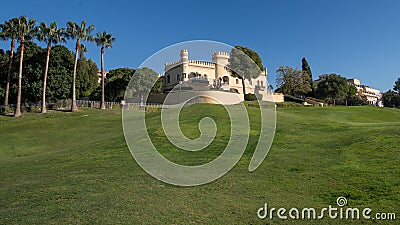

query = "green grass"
[0,106,399,224]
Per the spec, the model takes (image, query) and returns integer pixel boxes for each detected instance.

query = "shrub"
[28,106,41,113]
[244,101,260,108]
[111,104,121,110]
[0,107,14,115]
[276,102,303,108]
[245,93,257,101]
[146,106,161,112]
[306,97,325,103]
[284,95,305,104]
[305,97,326,106]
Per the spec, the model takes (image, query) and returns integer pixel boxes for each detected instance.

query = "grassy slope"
[0,106,399,224]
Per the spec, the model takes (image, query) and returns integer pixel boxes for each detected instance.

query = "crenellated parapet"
[212,51,230,57]
[188,60,215,67]
[212,51,230,69]
[164,59,183,71]
[165,50,231,72]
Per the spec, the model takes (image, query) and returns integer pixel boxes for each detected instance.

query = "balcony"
[189,77,210,85]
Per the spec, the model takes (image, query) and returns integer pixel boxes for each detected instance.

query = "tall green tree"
[347,85,358,97]
[345,85,359,106]
[0,50,8,101]
[46,45,74,101]
[76,56,99,98]
[126,67,158,103]
[0,18,18,109]
[14,16,36,117]
[0,35,7,102]
[316,74,348,106]
[394,77,400,93]
[91,67,134,102]
[0,43,74,103]
[382,77,400,108]
[65,20,94,112]
[79,43,87,59]
[382,90,400,108]
[18,41,45,103]
[95,31,115,109]
[301,57,314,96]
[229,46,264,95]
[276,65,311,97]
[234,46,264,71]
[150,77,163,94]
[36,22,66,113]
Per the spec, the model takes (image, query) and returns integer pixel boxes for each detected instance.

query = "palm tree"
[14,16,36,117]
[36,22,66,113]
[95,31,115,109]
[65,20,94,112]
[0,18,18,110]
[79,43,88,59]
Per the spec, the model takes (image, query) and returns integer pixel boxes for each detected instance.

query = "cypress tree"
[302,57,314,96]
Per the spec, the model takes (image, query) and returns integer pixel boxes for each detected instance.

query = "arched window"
[167,75,170,83]
[236,79,239,84]
[189,72,200,79]
[177,74,180,81]
[223,76,229,84]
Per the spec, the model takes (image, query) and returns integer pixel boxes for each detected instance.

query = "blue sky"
[1,0,399,91]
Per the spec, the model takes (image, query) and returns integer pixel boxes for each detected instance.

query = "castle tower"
[212,51,230,79]
[180,49,189,81]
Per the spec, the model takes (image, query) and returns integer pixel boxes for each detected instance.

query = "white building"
[347,78,382,106]
[163,49,268,95]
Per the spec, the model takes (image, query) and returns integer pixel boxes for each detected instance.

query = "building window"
[223,76,229,84]
[167,75,170,83]
[250,80,252,85]
[261,81,264,87]
[183,73,186,78]
[177,74,180,81]
[236,79,239,84]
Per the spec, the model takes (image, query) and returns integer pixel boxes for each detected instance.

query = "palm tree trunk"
[100,46,105,109]
[14,39,24,117]
[71,40,80,112]
[3,39,15,110]
[41,43,51,113]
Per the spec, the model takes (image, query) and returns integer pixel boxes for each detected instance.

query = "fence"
[75,100,120,109]
[0,100,121,113]
[122,102,172,112]
[0,100,176,113]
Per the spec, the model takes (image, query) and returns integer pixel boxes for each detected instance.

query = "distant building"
[314,75,382,106]
[314,74,330,85]
[97,70,109,84]
[347,78,382,106]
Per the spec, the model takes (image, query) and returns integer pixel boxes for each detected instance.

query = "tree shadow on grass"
[0,114,14,117]
[51,109,72,113]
